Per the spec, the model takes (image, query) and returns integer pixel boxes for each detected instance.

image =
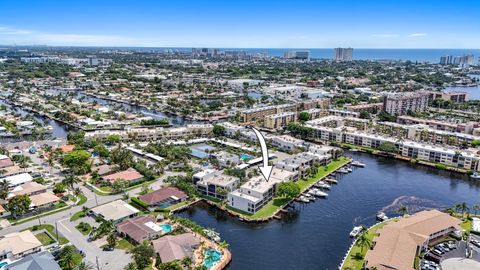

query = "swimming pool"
[160,224,172,233]
[240,153,254,161]
[0,261,8,268]
[203,249,222,269]
[190,144,217,159]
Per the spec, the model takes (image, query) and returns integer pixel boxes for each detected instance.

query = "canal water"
[177,151,480,270]
[444,74,480,100]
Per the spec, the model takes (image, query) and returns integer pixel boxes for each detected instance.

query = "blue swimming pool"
[203,249,222,269]
[160,224,172,233]
[240,153,254,161]
[0,261,8,268]
[190,144,216,159]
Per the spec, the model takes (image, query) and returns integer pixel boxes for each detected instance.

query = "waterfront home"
[10,182,47,197]
[227,174,287,214]
[0,231,42,260]
[139,187,188,209]
[195,171,240,200]
[116,215,163,244]
[29,192,60,210]
[90,200,140,224]
[126,146,165,165]
[269,135,305,151]
[103,168,144,183]
[1,173,33,188]
[151,233,200,263]
[365,210,461,270]
[275,152,319,179]
[6,251,61,270]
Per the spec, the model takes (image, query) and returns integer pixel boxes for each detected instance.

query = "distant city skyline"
[0,0,479,48]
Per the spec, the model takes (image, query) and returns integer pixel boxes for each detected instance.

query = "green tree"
[107,134,121,145]
[77,261,95,270]
[7,195,31,218]
[123,263,138,270]
[378,142,397,153]
[158,261,183,270]
[63,150,91,174]
[112,179,129,194]
[298,111,311,122]
[62,174,80,190]
[58,245,80,270]
[0,179,9,200]
[132,241,155,269]
[212,125,225,137]
[107,232,117,248]
[356,230,372,254]
[398,205,408,216]
[277,182,300,200]
[93,143,110,158]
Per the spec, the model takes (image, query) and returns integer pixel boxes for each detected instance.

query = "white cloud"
[0,26,135,46]
[372,33,400,38]
[408,33,428,37]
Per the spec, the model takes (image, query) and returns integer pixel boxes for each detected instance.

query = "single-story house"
[0,155,14,169]
[58,144,75,153]
[151,233,200,263]
[92,164,113,176]
[2,173,33,188]
[103,168,143,183]
[10,182,47,197]
[29,193,60,209]
[139,187,188,209]
[116,215,163,244]
[91,200,140,224]
[0,204,10,218]
[0,231,42,260]
[6,251,61,270]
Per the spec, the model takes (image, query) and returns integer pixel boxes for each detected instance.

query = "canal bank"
[177,152,480,270]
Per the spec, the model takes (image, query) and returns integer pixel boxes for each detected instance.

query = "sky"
[0,0,479,48]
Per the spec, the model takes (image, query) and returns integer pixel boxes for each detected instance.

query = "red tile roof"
[139,187,188,206]
[103,168,143,182]
[0,158,14,169]
[116,215,157,243]
[58,144,75,153]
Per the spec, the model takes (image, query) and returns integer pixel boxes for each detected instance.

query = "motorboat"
[337,168,349,174]
[470,172,480,180]
[325,177,338,184]
[351,160,366,167]
[298,195,310,203]
[349,226,364,238]
[311,188,328,197]
[315,181,331,189]
[304,193,315,201]
[376,212,388,221]
[346,167,353,172]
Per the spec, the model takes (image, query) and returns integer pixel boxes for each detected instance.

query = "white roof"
[2,173,33,187]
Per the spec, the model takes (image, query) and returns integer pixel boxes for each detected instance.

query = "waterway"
[177,151,480,270]
[444,74,480,100]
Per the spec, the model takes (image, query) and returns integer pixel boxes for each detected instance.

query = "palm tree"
[459,202,469,217]
[107,232,117,248]
[180,256,193,268]
[58,245,78,270]
[356,231,372,253]
[123,263,138,270]
[398,205,408,216]
[62,174,80,190]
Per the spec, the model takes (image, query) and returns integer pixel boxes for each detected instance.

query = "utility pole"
[94,193,98,206]
[96,256,100,270]
[55,221,58,239]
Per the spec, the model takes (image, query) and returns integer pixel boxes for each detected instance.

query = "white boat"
[376,212,388,221]
[349,226,364,238]
[298,195,310,203]
[312,188,328,197]
[315,181,331,189]
[305,193,315,201]
[349,148,359,152]
[351,161,366,167]
[346,167,353,172]
[337,168,349,174]
[470,172,480,179]
[325,177,338,184]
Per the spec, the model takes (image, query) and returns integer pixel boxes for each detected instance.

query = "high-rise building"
[383,91,430,116]
[439,54,474,67]
[334,47,353,61]
[284,51,310,60]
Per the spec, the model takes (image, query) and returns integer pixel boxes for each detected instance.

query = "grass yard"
[23,224,69,245]
[75,222,92,235]
[164,200,192,211]
[35,231,56,246]
[116,238,135,251]
[70,210,87,222]
[297,157,350,191]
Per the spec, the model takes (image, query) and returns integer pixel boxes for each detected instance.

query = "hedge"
[130,197,149,210]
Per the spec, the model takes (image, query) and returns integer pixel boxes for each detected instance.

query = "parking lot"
[421,238,480,270]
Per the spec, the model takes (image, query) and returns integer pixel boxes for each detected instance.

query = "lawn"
[460,218,472,234]
[70,210,87,222]
[75,222,92,235]
[341,219,398,270]
[116,238,135,251]
[296,157,351,191]
[77,194,87,205]
[23,224,69,245]
[35,232,56,246]
[164,200,192,211]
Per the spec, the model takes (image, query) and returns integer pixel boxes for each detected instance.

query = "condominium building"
[345,102,384,113]
[194,170,240,200]
[284,51,310,60]
[275,152,319,179]
[334,48,353,61]
[383,91,430,116]
[428,91,469,103]
[269,135,305,151]
[264,112,297,130]
[240,106,277,123]
[397,115,478,134]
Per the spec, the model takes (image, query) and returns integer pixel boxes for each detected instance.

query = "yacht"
[376,212,388,221]
[337,168,349,174]
[298,195,310,203]
[349,226,364,238]
[351,160,366,167]
[346,167,353,172]
[304,193,315,201]
[470,172,480,180]
[315,181,331,189]
[311,188,328,197]
[325,177,338,184]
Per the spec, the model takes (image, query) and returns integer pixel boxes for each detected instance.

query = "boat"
[376,212,388,221]
[346,167,353,172]
[311,188,328,197]
[349,148,359,152]
[470,172,480,179]
[337,168,349,174]
[325,177,338,184]
[304,193,315,201]
[349,226,364,238]
[315,181,331,189]
[351,160,366,167]
[298,195,310,203]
